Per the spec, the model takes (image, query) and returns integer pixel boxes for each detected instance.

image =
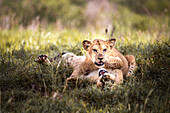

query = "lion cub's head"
[82,39,116,68]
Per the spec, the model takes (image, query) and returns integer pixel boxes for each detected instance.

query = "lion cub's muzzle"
[94,54,105,67]
[95,61,105,67]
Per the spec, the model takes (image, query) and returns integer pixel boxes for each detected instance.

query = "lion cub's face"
[83,39,116,68]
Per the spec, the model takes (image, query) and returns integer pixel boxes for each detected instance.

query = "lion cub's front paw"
[97,68,109,88]
[97,68,116,88]
[35,55,51,64]
[99,68,110,81]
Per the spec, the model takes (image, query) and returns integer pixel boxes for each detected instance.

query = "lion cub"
[66,39,136,86]
[36,39,136,87]
[61,52,123,86]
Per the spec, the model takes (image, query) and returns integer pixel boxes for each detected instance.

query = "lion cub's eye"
[92,49,97,53]
[103,49,107,52]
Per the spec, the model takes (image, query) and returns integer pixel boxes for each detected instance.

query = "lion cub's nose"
[98,57,103,60]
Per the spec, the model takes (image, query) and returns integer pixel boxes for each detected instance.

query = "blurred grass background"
[0,0,170,112]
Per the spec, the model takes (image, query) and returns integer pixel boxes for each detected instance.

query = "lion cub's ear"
[82,40,92,51]
[107,38,116,49]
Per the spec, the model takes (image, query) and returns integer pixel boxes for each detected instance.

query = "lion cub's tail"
[124,55,136,77]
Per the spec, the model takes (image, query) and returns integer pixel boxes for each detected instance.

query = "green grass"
[0,4,170,112]
[0,28,169,112]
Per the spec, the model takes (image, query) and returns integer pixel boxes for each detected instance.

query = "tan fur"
[36,39,136,88]
[124,55,136,77]
[65,39,136,86]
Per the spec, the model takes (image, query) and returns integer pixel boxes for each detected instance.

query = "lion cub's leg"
[96,68,123,87]
[124,55,136,77]
[35,55,52,65]
[62,53,85,69]
[105,56,123,69]
[111,69,123,85]
[35,52,85,67]
[96,69,108,87]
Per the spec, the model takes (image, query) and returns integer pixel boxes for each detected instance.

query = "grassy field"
[1,28,169,112]
[0,3,170,113]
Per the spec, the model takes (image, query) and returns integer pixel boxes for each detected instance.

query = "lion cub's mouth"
[94,61,105,67]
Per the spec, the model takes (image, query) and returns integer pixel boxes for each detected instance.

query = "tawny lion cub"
[66,39,136,85]
[36,39,136,87]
